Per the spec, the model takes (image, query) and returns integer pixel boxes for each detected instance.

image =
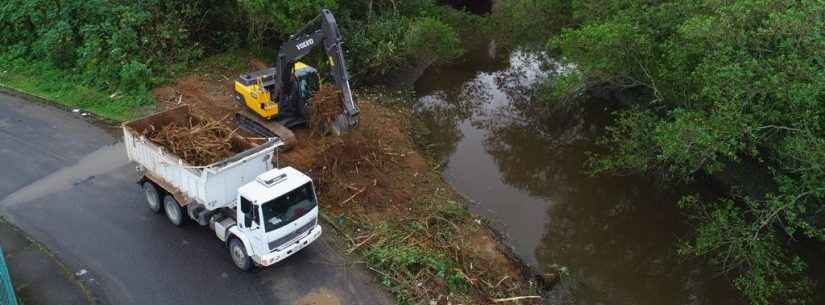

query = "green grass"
[326,198,482,305]
[0,55,154,122]
[0,49,272,122]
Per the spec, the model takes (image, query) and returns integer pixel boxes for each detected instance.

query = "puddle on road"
[0,143,129,206]
[292,287,342,305]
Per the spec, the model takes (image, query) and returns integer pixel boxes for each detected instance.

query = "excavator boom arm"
[274,9,359,128]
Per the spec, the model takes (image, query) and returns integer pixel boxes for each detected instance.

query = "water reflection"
[414,46,745,305]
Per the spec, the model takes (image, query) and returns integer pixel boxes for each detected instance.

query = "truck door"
[239,196,266,244]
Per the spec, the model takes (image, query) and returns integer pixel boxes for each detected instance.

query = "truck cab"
[223,167,322,270]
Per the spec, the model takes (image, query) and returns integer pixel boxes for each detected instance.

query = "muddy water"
[413,44,746,305]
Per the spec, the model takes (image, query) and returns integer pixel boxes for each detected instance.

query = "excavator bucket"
[330,113,358,136]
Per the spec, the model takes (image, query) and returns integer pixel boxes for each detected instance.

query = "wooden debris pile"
[309,84,344,135]
[143,115,240,166]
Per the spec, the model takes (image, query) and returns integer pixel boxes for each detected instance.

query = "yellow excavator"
[233,9,359,147]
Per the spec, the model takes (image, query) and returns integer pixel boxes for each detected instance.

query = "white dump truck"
[122,106,321,270]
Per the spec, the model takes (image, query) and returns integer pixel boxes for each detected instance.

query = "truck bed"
[123,106,283,211]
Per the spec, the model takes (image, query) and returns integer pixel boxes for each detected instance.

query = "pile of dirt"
[142,115,241,166]
[309,84,344,135]
[153,76,240,120]
[308,126,407,210]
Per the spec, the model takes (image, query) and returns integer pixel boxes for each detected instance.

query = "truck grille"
[269,217,316,251]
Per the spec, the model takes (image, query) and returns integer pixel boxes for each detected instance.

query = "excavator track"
[234,111,297,150]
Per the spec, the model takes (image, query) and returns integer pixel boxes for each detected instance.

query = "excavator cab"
[294,63,319,101]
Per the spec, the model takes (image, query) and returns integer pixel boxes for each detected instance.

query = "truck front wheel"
[229,238,252,271]
[163,195,185,227]
[143,182,161,213]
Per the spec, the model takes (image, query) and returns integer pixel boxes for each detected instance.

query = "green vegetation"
[488,0,567,49]
[333,197,482,305]
[0,54,153,121]
[361,205,470,304]
[0,0,471,119]
[514,1,825,304]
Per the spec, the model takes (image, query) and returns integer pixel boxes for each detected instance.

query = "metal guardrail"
[0,247,18,305]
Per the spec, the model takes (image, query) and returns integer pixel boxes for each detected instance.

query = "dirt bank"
[152,58,543,304]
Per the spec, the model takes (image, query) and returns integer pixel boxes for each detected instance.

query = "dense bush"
[238,1,469,82]
[0,0,217,94]
[534,1,825,304]
[346,13,463,79]
[0,0,470,99]
[237,0,337,49]
[487,0,568,48]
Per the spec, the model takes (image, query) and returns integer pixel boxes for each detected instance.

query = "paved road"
[0,93,392,305]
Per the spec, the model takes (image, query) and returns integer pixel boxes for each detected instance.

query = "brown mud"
[151,57,542,304]
[292,288,343,305]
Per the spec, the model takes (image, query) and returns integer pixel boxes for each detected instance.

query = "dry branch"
[143,115,239,166]
[491,296,542,303]
[309,84,344,136]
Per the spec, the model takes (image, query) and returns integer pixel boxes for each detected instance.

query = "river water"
[413,42,746,305]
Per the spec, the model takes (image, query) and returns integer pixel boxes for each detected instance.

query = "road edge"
[0,85,121,127]
[0,215,98,305]
[0,87,107,305]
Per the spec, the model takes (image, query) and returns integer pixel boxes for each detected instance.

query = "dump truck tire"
[163,195,185,227]
[229,238,253,271]
[143,182,162,213]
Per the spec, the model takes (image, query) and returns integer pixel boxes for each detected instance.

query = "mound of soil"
[153,75,240,121]
[289,100,416,211]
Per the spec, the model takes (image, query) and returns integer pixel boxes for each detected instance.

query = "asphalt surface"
[0,92,393,305]
[1,218,90,305]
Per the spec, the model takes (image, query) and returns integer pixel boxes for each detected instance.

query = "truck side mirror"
[244,217,252,228]
[240,197,251,213]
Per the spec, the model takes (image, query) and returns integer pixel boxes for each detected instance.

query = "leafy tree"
[237,0,337,49]
[529,0,825,304]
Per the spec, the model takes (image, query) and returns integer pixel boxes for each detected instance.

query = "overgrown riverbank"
[499,1,825,304]
[295,95,545,304]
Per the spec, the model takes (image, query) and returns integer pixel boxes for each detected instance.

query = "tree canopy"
[538,1,825,304]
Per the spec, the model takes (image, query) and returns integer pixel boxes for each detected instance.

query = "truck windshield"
[260,182,317,232]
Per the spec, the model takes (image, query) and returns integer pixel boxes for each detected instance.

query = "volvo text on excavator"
[233,9,358,146]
